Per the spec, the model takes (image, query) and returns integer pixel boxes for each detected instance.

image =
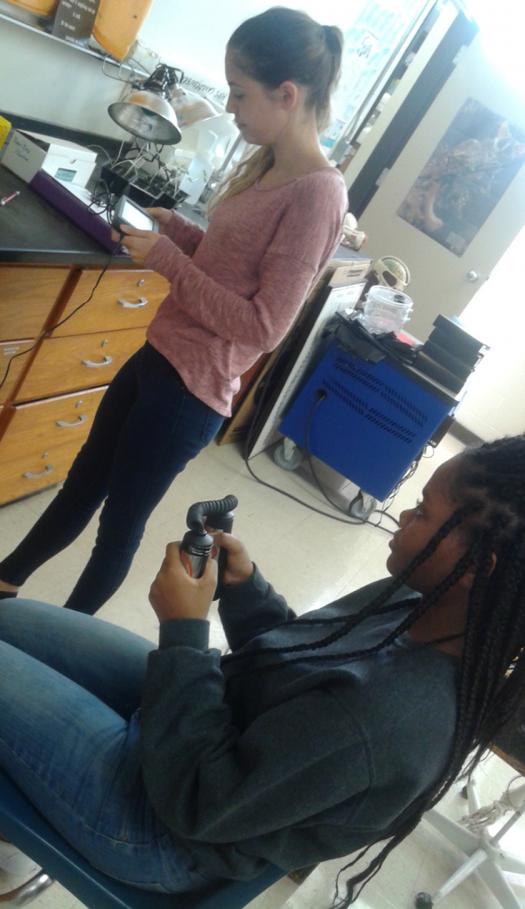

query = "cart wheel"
[414,892,434,909]
[349,491,377,520]
[273,439,303,472]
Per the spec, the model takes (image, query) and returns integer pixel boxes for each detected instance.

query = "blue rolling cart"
[276,318,457,510]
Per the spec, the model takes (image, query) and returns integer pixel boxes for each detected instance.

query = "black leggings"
[0,343,223,614]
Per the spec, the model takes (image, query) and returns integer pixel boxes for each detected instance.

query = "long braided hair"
[227,435,525,902]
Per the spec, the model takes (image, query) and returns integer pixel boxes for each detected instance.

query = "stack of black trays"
[414,314,489,394]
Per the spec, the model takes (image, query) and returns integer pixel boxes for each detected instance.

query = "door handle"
[23,465,54,480]
[118,297,149,309]
[81,355,113,368]
[56,415,88,428]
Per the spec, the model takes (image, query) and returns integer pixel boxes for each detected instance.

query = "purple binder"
[30,169,120,253]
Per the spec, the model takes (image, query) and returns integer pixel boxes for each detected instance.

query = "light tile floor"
[0,433,523,909]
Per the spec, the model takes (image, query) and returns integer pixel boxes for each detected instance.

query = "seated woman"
[0,435,524,902]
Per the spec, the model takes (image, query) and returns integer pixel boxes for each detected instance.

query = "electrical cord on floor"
[304,420,439,533]
[243,450,396,534]
[241,351,417,536]
[0,250,117,393]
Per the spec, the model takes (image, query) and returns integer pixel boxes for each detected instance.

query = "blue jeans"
[0,343,223,614]
[0,598,214,893]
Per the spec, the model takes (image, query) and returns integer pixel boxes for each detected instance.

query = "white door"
[453,224,525,440]
[356,32,525,341]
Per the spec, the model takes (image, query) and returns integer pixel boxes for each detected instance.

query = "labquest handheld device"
[112,194,159,234]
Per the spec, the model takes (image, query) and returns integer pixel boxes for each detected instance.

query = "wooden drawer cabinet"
[0,441,82,505]
[0,259,166,504]
[52,269,168,336]
[0,340,34,404]
[0,386,106,463]
[15,327,146,401]
[0,267,69,339]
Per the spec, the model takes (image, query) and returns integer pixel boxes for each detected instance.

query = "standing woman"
[0,8,348,614]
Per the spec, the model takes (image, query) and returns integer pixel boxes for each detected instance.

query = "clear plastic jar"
[361,286,413,335]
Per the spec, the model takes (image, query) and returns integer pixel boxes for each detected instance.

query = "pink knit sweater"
[145,166,348,416]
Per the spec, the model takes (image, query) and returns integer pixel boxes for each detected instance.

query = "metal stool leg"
[414,778,525,909]
[1,870,53,906]
[477,861,523,909]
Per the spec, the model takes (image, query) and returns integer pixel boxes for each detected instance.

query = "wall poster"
[398,98,525,256]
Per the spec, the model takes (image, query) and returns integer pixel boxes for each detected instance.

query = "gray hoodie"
[140,571,459,880]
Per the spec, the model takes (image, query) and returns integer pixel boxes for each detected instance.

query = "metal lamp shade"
[108,90,182,144]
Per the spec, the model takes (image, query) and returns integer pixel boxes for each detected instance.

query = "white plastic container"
[2,130,96,188]
[361,286,413,335]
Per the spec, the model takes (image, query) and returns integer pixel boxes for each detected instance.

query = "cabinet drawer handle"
[23,465,54,480]
[81,355,113,368]
[118,297,149,309]
[56,415,88,429]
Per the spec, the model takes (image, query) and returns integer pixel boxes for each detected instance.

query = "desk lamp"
[103,63,227,208]
[108,64,183,144]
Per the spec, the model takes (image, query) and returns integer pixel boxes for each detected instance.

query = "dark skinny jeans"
[0,343,224,614]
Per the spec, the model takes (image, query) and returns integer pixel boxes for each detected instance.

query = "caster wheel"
[349,491,377,520]
[460,785,468,800]
[415,892,433,909]
[273,440,303,471]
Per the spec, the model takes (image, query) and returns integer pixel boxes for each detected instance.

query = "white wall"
[456,339,525,440]
[351,31,525,343]
[0,0,363,139]
[0,16,127,139]
[139,0,363,87]
[454,226,525,440]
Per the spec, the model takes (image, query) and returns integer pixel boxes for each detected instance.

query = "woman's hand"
[147,207,174,228]
[111,224,162,265]
[211,531,254,587]
[149,542,217,622]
